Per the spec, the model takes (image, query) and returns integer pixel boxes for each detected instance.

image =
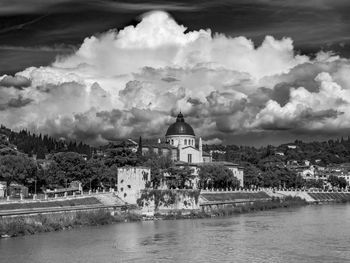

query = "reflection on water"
[1,205,350,263]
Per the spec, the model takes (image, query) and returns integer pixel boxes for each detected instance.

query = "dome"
[165,113,195,136]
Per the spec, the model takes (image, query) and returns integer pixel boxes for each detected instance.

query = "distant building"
[0,181,6,198]
[8,183,28,198]
[141,142,178,160]
[275,152,285,156]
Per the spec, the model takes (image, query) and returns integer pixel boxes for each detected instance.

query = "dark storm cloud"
[1,0,350,74]
[7,95,33,108]
[0,0,70,15]
[0,75,31,89]
[0,95,32,110]
[161,77,179,82]
[259,109,343,131]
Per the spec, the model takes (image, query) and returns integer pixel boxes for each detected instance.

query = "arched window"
[184,139,187,145]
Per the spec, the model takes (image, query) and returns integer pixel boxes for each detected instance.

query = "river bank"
[0,210,142,238]
[156,196,308,219]
[0,196,307,238]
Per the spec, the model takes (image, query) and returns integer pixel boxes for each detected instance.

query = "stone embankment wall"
[268,190,350,203]
[267,190,315,202]
[199,190,272,212]
[307,192,350,202]
[138,190,275,216]
[137,189,200,216]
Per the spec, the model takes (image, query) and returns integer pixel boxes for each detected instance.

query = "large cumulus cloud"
[1,11,350,146]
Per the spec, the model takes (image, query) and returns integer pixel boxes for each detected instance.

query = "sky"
[1,0,350,146]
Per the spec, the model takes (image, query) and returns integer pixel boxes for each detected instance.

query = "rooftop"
[165,112,195,137]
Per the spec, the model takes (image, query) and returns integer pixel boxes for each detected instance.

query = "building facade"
[165,112,210,163]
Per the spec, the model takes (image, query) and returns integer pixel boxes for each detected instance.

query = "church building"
[165,112,212,163]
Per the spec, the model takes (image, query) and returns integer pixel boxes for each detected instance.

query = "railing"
[0,188,116,204]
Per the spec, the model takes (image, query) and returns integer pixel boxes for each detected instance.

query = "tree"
[141,151,173,188]
[86,157,116,190]
[198,165,240,189]
[328,175,339,187]
[167,166,194,189]
[0,154,37,195]
[36,146,46,159]
[305,179,323,189]
[243,163,262,188]
[137,136,142,157]
[339,177,347,188]
[104,148,140,167]
[45,152,87,188]
[328,175,347,189]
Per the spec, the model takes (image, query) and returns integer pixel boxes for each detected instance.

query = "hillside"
[204,137,350,167]
[0,125,92,159]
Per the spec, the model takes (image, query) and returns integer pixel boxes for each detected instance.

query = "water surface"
[1,205,350,263]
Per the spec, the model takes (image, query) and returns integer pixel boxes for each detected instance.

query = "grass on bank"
[0,209,141,237]
[0,197,101,211]
[209,196,307,217]
[308,192,350,203]
[200,191,270,202]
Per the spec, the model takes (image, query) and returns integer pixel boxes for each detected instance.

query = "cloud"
[54,11,308,79]
[0,45,75,52]
[253,72,350,131]
[109,2,203,12]
[1,11,350,145]
[0,95,32,111]
[0,0,70,14]
[0,75,31,89]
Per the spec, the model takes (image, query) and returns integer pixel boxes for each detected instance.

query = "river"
[1,204,350,263]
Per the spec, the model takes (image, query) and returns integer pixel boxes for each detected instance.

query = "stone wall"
[137,189,200,216]
[117,167,151,204]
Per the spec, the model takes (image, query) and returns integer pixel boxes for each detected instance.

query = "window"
[188,154,192,163]
[184,139,187,145]
[171,139,174,145]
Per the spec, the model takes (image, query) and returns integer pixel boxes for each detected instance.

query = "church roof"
[165,113,195,137]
